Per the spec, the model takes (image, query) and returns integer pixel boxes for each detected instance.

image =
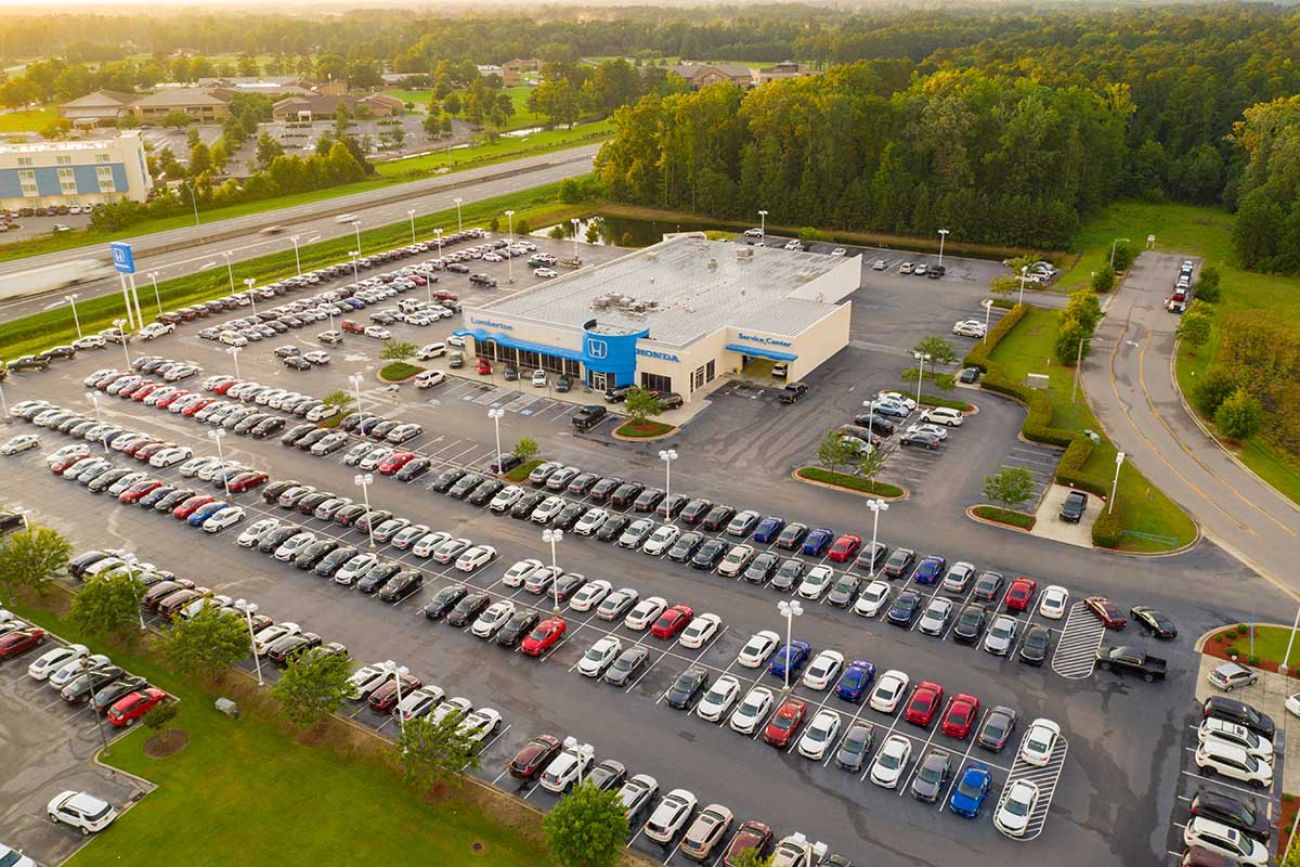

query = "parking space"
[997,442,1062,507]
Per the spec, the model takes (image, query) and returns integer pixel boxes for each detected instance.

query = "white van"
[416,342,446,360]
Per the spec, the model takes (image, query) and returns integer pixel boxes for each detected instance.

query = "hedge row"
[963,303,1028,372]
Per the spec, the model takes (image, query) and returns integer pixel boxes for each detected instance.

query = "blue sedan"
[835,660,877,702]
[948,763,992,817]
[768,640,811,680]
[753,516,787,544]
[801,528,835,557]
[187,501,231,527]
[913,555,947,584]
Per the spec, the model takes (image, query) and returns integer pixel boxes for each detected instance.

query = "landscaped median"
[378,361,425,382]
[613,420,677,440]
[504,459,544,482]
[1201,622,1300,674]
[795,467,906,499]
[969,505,1036,531]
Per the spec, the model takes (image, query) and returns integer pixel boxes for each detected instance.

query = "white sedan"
[728,686,775,734]
[797,709,842,760]
[530,496,565,524]
[624,596,668,631]
[363,326,391,339]
[430,537,472,564]
[952,319,987,338]
[876,390,917,411]
[904,423,949,440]
[253,622,301,656]
[853,580,891,618]
[455,545,497,572]
[869,735,912,789]
[1,434,40,455]
[801,650,845,690]
[994,779,1040,838]
[202,506,246,534]
[27,644,88,681]
[577,636,623,677]
[1038,585,1070,620]
[796,565,835,600]
[471,601,515,638]
[641,525,681,556]
[695,675,741,722]
[1019,718,1061,766]
[736,630,781,668]
[534,268,559,278]
[457,708,502,744]
[237,517,280,547]
[573,508,608,535]
[868,669,911,713]
[489,486,523,513]
[502,558,544,588]
[1286,693,1300,719]
[569,579,612,612]
[678,613,722,649]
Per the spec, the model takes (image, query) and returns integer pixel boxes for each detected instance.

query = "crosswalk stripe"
[1051,603,1106,679]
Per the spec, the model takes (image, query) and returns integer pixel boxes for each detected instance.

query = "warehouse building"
[0,132,152,211]
[455,234,859,402]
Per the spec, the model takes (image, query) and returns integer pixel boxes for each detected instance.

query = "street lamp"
[758,209,768,239]
[777,600,803,691]
[407,209,417,244]
[351,220,362,256]
[505,209,515,284]
[1109,451,1125,515]
[148,271,162,315]
[866,499,889,578]
[85,391,109,453]
[243,277,258,317]
[912,352,931,410]
[561,736,594,786]
[64,294,82,339]
[228,346,242,380]
[1018,265,1029,306]
[381,660,410,733]
[488,408,505,473]
[0,380,8,422]
[1110,237,1132,270]
[453,197,463,232]
[1072,337,1101,403]
[112,318,131,368]
[434,227,444,262]
[659,449,677,522]
[222,250,236,294]
[235,598,264,686]
[349,250,360,282]
[860,400,876,443]
[542,529,563,614]
[570,217,581,260]
[354,473,376,548]
[937,229,949,267]
[348,373,366,432]
[208,429,231,497]
[289,235,303,275]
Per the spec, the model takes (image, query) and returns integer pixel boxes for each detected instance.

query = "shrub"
[1091,269,1116,293]
[1215,388,1262,440]
[378,361,423,381]
[1249,655,1261,666]
[962,303,1028,372]
[1195,366,1238,416]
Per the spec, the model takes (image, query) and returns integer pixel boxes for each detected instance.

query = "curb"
[612,425,678,443]
[791,468,908,501]
[964,504,1034,535]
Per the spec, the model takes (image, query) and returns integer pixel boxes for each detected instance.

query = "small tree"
[624,387,663,426]
[160,605,249,679]
[272,651,353,729]
[142,701,178,733]
[728,851,775,867]
[515,217,531,235]
[1215,388,1262,441]
[543,781,628,867]
[817,429,853,478]
[1195,366,1238,416]
[548,225,566,240]
[1111,240,1136,271]
[989,274,1019,298]
[0,525,72,599]
[982,467,1035,510]
[1053,314,1092,365]
[70,573,146,641]
[396,712,479,793]
[912,336,957,365]
[934,373,957,392]
[321,390,351,409]
[1091,269,1116,293]
[855,447,888,486]
[381,339,419,361]
[1064,288,1102,333]
[1196,266,1221,303]
[1176,309,1212,347]
[513,437,539,462]
[163,110,191,129]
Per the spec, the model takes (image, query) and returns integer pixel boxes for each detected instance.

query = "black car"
[354,509,393,535]
[89,675,148,714]
[664,666,709,709]
[701,504,736,532]
[835,722,874,772]
[886,591,921,626]
[1188,789,1271,842]
[62,666,124,703]
[357,562,402,595]
[775,522,809,550]
[68,550,111,579]
[552,502,586,531]
[283,356,312,371]
[588,476,623,502]
[1130,605,1177,639]
[553,572,584,602]
[261,479,299,504]
[446,592,490,627]
[770,558,806,592]
[424,585,468,621]
[880,547,916,579]
[258,526,300,554]
[678,498,713,526]
[1203,696,1275,741]
[565,472,601,497]
[603,385,634,403]
[296,428,331,450]
[281,424,316,447]
[970,570,1005,602]
[826,574,861,607]
[251,417,286,439]
[448,473,483,499]
[595,515,630,543]
[496,610,540,648]
[900,430,941,450]
[467,479,504,507]
[295,540,340,570]
[657,494,688,520]
[333,504,368,526]
[430,467,466,493]
[610,482,644,509]
[976,705,1017,752]
[295,492,333,515]
[603,646,651,686]
[138,486,177,509]
[1059,490,1088,523]
[396,458,432,482]
[743,552,781,584]
[691,539,729,570]
[588,760,627,793]
[313,545,360,577]
[632,488,665,513]
[511,491,545,519]
[951,605,987,643]
[666,532,704,562]
[377,570,423,602]
[1018,625,1051,665]
[911,750,951,803]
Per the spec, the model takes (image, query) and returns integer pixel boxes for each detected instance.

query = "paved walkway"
[1081,252,1300,593]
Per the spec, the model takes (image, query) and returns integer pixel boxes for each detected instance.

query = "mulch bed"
[144,729,189,758]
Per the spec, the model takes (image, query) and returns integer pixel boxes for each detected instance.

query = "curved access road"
[0,143,600,319]
[1082,250,1300,594]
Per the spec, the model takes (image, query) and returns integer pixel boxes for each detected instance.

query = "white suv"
[47,791,117,834]
[1194,739,1272,788]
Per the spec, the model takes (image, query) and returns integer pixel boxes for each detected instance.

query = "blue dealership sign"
[109,242,135,275]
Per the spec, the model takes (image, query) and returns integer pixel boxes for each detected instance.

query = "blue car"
[753,516,786,544]
[948,763,992,817]
[139,486,176,508]
[913,555,947,585]
[835,660,876,702]
[768,640,811,680]
[187,501,230,527]
[801,528,834,557]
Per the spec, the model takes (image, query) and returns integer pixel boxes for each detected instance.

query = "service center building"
[455,234,859,402]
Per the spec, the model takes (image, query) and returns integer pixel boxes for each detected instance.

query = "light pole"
[354,473,376,549]
[912,352,931,409]
[289,235,302,275]
[488,408,505,473]
[1072,337,1100,403]
[570,217,580,260]
[542,529,563,614]
[228,346,242,380]
[148,272,162,315]
[348,373,366,432]
[64,294,82,339]
[562,736,594,786]
[758,209,768,239]
[85,391,109,453]
[121,554,147,632]
[861,400,876,441]
[866,499,889,578]
[659,448,677,522]
[349,250,359,282]
[351,220,362,256]
[777,600,803,691]
[937,229,949,267]
[113,318,131,368]
[208,429,231,497]
[222,250,236,294]
[1017,265,1029,306]
[0,381,8,421]
[1109,451,1125,515]
[186,181,200,226]
[505,209,515,284]
[453,197,463,232]
[407,209,417,244]
[235,598,264,686]
[1110,237,1131,270]
[434,227,444,262]
[983,300,992,343]
[422,265,435,309]
[243,277,258,317]
[382,660,410,733]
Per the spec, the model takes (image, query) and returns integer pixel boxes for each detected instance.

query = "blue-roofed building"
[0,132,152,211]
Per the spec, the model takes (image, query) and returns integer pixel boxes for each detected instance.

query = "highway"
[0,143,599,321]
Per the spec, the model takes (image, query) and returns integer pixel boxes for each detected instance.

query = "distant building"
[58,91,137,126]
[0,132,152,210]
[198,76,312,98]
[128,88,231,124]
[271,93,405,122]
[757,62,816,85]
[668,63,754,90]
[476,65,505,82]
[502,58,544,86]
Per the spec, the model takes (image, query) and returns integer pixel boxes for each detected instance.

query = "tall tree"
[160,605,249,678]
[543,782,628,867]
[70,573,145,641]
[272,651,353,728]
[0,525,71,599]
[396,712,479,793]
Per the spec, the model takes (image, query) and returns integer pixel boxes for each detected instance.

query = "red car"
[1005,577,1038,612]
[50,453,90,475]
[129,382,159,401]
[650,604,694,639]
[227,471,269,493]
[477,358,493,375]
[211,379,241,395]
[181,397,214,417]
[761,697,808,748]
[1085,595,1127,629]
[133,442,168,462]
[433,289,459,302]
[341,320,365,335]
[377,452,417,476]
[119,479,163,504]
[826,533,862,564]
[123,438,160,458]
[172,494,215,519]
[520,618,566,656]
[905,680,944,727]
[508,734,562,781]
[106,687,168,727]
[155,390,189,409]
[367,673,423,712]
[940,693,980,739]
[0,628,46,660]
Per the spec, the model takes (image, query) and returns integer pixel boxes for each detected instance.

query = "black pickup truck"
[1096,645,1167,682]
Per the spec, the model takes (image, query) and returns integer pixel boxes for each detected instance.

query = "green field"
[382,89,433,109]
[1062,200,1300,504]
[0,104,59,134]
[376,119,611,178]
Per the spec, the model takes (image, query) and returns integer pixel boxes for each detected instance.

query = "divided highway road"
[0,143,599,321]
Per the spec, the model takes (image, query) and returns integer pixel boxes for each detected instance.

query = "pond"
[531,214,728,248]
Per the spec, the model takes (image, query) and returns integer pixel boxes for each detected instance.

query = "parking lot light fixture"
[348,373,366,432]
[983,301,992,343]
[912,352,931,409]
[349,250,359,282]
[0,381,8,421]
[488,408,505,475]
[562,736,594,786]
[453,197,463,232]
[289,235,302,275]
[434,227,443,262]
[64,294,83,339]
[777,600,803,691]
[148,272,162,316]
[222,250,236,294]
[13,507,30,534]
[351,220,362,256]
[235,598,264,686]
[542,529,563,614]
[407,209,417,244]
[243,277,258,317]
[866,499,889,578]
[113,318,131,368]
[1018,265,1029,306]
[382,660,410,733]
[570,218,581,260]
[937,229,949,267]
[208,429,231,497]
[422,264,435,308]
[354,473,376,549]
[85,391,109,453]
[860,399,876,442]
[758,209,768,238]
[228,346,242,380]
[1109,451,1125,515]
[659,449,678,522]
[1072,337,1101,403]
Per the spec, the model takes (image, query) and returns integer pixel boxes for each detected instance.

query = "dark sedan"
[89,675,148,714]
[313,545,360,578]
[603,645,651,687]
[445,592,490,627]
[61,665,124,703]
[1131,605,1177,639]
[951,605,987,644]
[378,570,423,602]
[295,540,339,570]
[423,586,468,621]
[666,532,704,562]
[664,666,709,709]
[690,539,729,570]
[509,734,563,782]
[495,610,540,648]
[886,591,922,627]
[1018,624,1052,665]
[976,705,1017,752]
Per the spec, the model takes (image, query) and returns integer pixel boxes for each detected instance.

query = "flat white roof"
[0,133,138,155]
[481,234,858,347]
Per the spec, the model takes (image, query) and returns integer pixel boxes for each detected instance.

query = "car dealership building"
[454,234,860,402]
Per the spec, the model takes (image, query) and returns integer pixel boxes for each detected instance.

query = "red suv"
[107,688,168,727]
[341,320,365,335]
[827,533,862,564]
[762,697,808,748]
[940,693,980,739]
[905,681,944,727]
[1005,577,1037,612]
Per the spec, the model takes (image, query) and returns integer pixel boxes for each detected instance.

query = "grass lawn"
[796,467,906,498]
[375,120,612,179]
[615,420,676,438]
[0,104,59,134]
[505,459,544,482]
[1207,624,1300,668]
[1061,200,1300,504]
[379,361,424,381]
[989,305,1197,551]
[382,89,433,109]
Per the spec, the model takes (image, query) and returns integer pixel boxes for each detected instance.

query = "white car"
[573,508,608,535]
[678,613,722,649]
[729,686,775,734]
[917,598,953,636]
[569,579,612,612]
[74,335,107,350]
[1,434,40,455]
[530,496,565,524]
[641,525,681,556]
[994,779,1040,838]
[624,596,668,630]
[502,558,544,588]
[1038,585,1070,619]
[273,532,316,561]
[202,506,246,533]
[1286,693,1300,719]
[429,696,473,727]
[27,644,88,680]
[455,545,497,572]
[540,744,595,793]
[802,650,845,690]
[534,267,558,278]
[1194,740,1273,788]
[1198,718,1273,760]
[358,447,394,471]
[334,553,379,585]
[457,708,503,744]
[695,675,741,722]
[49,654,110,689]
[644,789,697,845]
[489,486,523,513]
[431,537,472,565]
[391,524,431,550]
[951,319,986,338]
[363,326,391,339]
[982,615,1018,656]
[395,685,446,722]
[0,844,33,867]
[415,370,446,389]
[577,637,622,677]
[46,444,90,466]
[1182,817,1270,865]
[416,342,446,359]
[797,709,842,760]
[869,669,910,713]
[869,735,913,788]
[877,390,917,411]
[1019,718,1061,767]
[531,369,548,387]
[412,531,452,558]
[304,351,331,365]
[471,601,516,638]
[47,791,117,834]
[920,406,965,427]
[796,565,835,600]
[830,247,847,257]
[253,623,301,656]
[178,456,219,478]
[854,580,891,618]
[904,423,949,440]
[736,630,781,668]
[237,518,281,547]
[871,260,887,270]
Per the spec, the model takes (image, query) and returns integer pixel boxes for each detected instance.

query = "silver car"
[917,598,953,636]
[982,615,1018,656]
